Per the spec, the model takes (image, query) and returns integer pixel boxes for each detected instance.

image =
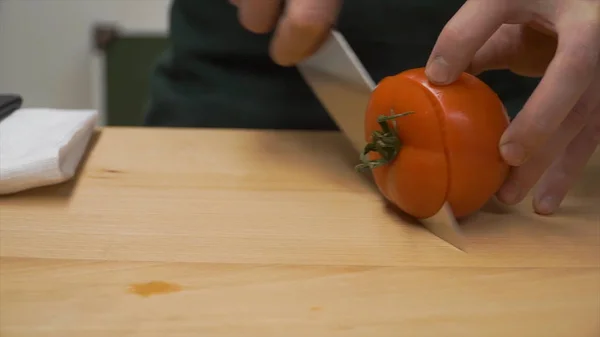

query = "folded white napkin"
[0,108,98,194]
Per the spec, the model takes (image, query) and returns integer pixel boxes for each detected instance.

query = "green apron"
[145,0,539,129]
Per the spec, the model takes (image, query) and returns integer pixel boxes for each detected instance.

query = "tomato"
[356,67,510,219]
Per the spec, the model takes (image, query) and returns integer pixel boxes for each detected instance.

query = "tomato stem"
[355,110,414,172]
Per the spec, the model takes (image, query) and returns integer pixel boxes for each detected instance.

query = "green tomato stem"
[355,110,414,172]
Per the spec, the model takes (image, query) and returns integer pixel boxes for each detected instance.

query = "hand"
[229,0,342,66]
[425,0,600,215]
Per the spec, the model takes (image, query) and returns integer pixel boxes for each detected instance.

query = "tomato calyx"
[355,110,414,172]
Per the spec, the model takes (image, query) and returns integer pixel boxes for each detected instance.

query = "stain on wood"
[128,281,182,297]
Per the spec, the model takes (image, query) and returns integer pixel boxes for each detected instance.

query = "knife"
[297,30,467,251]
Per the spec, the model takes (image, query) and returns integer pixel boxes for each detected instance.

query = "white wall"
[0,0,171,110]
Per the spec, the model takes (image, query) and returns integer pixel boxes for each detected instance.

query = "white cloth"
[0,108,98,194]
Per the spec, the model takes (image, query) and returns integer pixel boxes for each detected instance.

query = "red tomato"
[356,67,510,219]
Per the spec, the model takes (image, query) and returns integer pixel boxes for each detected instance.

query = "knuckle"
[435,24,470,64]
[441,23,463,44]
[559,26,600,79]
[511,115,554,154]
[286,2,339,28]
[567,101,593,127]
[527,114,555,137]
[503,0,529,17]
[563,48,598,80]
[550,159,570,180]
[552,166,570,184]
[439,15,485,48]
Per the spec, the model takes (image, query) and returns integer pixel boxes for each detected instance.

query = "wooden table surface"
[1,127,599,337]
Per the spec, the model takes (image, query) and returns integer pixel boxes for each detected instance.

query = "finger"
[425,0,517,84]
[532,111,600,215]
[499,20,600,167]
[238,0,282,34]
[497,62,600,205]
[468,25,556,77]
[466,25,515,75]
[269,0,341,66]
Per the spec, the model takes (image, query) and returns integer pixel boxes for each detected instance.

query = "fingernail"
[500,142,528,166]
[426,56,450,84]
[536,196,559,215]
[497,180,523,205]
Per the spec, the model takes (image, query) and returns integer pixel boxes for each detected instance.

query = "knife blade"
[297,31,374,153]
[297,30,467,251]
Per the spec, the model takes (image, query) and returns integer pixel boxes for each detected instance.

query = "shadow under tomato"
[478,197,513,215]
[382,199,421,227]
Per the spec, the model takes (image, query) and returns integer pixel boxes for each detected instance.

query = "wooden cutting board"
[1,127,598,337]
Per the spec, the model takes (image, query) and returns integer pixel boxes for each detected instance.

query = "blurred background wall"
[0,0,170,120]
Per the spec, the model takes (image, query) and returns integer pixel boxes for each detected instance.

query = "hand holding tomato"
[229,0,341,66]
[425,0,600,215]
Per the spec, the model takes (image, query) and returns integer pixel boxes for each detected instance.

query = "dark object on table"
[0,94,23,122]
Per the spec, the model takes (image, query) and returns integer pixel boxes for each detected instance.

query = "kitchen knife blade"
[297,31,374,153]
[297,30,467,251]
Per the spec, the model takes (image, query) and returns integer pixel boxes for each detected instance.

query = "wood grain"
[1,127,599,336]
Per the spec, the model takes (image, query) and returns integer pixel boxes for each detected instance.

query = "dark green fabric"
[145,0,539,129]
